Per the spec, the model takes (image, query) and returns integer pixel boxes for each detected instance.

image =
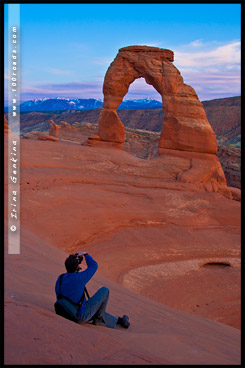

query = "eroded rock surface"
[217,145,241,189]
[18,139,241,330]
[48,120,237,198]
[202,96,241,146]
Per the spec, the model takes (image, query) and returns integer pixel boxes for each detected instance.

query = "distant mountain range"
[4,97,162,112]
[5,95,240,148]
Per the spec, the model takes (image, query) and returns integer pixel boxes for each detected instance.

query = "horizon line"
[4,94,241,107]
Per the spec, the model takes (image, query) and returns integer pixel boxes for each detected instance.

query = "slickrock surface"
[4,130,241,364]
[4,224,240,365]
[49,120,237,200]
[44,119,241,190]
[17,139,240,321]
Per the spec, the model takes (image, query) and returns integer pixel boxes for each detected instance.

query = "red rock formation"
[95,45,217,155]
[158,148,231,199]
[47,120,231,198]
[23,131,59,141]
[98,109,125,143]
[23,131,44,140]
[86,134,123,150]
[38,133,59,142]
[229,187,241,202]
[49,120,99,144]
[49,119,60,137]
[47,118,235,198]
[88,45,229,196]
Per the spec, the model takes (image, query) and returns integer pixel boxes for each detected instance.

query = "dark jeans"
[76,286,118,328]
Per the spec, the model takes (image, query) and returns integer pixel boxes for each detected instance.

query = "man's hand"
[76,251,88,256]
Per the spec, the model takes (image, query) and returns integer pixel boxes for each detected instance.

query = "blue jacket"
[55,254,98,315]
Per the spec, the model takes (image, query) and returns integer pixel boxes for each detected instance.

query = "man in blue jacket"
[55,251,130,329]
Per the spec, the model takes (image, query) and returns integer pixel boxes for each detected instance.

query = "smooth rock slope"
[4,227,241,365]
[4,136,241,365]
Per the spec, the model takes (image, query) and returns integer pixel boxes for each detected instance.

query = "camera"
[75,253,84,264]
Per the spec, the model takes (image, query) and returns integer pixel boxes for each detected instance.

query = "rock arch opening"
[121,76,162,106]
[118,77,163,132]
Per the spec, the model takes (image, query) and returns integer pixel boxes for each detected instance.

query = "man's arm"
[81,254,98,284]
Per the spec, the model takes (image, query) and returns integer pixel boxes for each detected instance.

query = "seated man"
[55,251,130,329]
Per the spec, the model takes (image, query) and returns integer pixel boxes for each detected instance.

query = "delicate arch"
[97,45,217,154]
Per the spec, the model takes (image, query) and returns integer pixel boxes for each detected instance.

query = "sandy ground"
[4,138,241,364]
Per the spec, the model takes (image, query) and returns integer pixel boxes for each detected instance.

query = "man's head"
[65,254,81,273]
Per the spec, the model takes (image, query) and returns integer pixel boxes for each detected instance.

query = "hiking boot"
[117,315,130,328]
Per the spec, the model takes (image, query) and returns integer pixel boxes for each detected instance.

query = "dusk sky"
[4,3,241,103]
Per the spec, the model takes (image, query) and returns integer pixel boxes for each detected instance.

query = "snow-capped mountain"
[119,98,162,109]
[18,98,103,112]
[4,97,162,112]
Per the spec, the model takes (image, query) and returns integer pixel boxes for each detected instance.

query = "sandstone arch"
[96,45,218,155]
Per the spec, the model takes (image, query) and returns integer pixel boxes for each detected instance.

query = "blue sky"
[4,3,241,103]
